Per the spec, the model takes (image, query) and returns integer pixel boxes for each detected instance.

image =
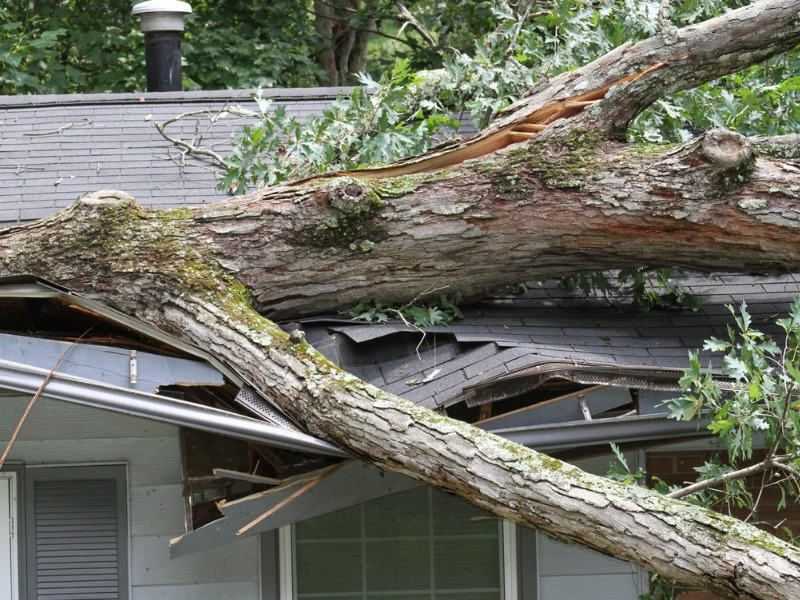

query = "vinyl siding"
[1,394,260,600]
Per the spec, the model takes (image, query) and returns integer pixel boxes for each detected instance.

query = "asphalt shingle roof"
[0,88,343,226]
[295,273,800,409]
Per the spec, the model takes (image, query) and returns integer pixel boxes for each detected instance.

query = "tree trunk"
[3,1,800,598]
[314,0,377,85]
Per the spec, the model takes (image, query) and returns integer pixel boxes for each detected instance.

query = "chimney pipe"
[132,1,192,92]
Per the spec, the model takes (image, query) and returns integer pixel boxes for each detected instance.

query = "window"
[0,465,129,600]
[292,487,503,600]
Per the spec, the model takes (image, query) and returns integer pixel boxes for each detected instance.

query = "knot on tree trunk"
[326,178,377,216]
[699,130,753,170]
[75,190,139,210]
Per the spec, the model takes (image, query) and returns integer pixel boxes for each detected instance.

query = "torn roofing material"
[294,273,800,410]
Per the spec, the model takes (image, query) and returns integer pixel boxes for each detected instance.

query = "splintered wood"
[297,62,664,183]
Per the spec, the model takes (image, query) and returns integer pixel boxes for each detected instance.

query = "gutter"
[0,358,347,458]
[488,412,710,451]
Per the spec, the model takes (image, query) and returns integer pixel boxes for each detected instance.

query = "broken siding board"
[171,461,420,558]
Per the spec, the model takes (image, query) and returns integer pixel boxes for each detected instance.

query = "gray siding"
[1,394,260,600]
[533,454,647,600]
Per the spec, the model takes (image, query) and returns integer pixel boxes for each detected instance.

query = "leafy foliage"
[0,2,144,94]
[667,300,800,473]
[560,268,700,311]
[182,0,322,90]
[345,293,464,328]
[219,59,460,193]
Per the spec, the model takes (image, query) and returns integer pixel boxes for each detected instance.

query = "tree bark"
[3,1,800,598]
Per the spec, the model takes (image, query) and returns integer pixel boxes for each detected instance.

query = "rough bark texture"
[2,2,800,598]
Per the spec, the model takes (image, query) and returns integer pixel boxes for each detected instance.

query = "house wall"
[1,393,261,600]
[533,453,648,600]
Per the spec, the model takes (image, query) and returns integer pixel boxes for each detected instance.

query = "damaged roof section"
[0,275,347,531]
[293,272,798,429]
[0,275,344,455]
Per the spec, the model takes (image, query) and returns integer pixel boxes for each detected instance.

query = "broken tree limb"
[315,0,800,180]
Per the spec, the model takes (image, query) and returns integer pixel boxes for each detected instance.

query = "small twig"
[151,106,255,168]
[0,326,95,470]
[667,456,789,500]
[23,123,75,137]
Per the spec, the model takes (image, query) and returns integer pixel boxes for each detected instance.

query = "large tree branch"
[1,194,798,598]
[43,129,791,319]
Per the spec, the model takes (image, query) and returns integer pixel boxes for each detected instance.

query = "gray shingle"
[0,88,345,221]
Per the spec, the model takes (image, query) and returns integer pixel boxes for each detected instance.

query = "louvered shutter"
[26,466,128,600]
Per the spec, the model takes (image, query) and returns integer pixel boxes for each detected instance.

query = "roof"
[0,88,343,226]
[293,272,800,411]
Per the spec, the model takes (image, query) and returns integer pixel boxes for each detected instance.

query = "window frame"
[272,487,517,600]
[0,468,21,600]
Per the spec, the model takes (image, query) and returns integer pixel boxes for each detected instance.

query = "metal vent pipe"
[132,0,192,92]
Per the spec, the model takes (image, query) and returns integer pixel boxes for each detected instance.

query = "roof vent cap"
[132,0,192,32]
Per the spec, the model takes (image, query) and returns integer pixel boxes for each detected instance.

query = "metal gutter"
[489,413,709,452]
[0,358,348,457]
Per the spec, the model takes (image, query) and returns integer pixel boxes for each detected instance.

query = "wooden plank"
[171,460,421,558]
[212,468,281,486]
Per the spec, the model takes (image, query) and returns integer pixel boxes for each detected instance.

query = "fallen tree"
[2,1,800,597]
